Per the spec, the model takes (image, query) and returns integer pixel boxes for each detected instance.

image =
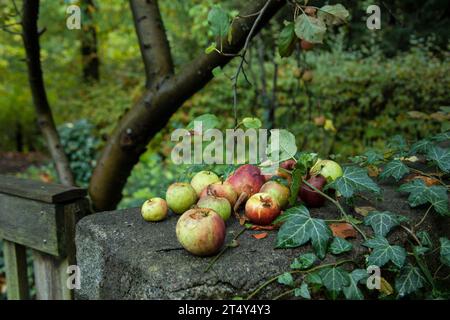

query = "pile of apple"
[141,160,343,257]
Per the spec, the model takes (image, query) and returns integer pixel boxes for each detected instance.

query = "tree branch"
[21,0,75,186]
[89,0,286,211]
[129,0,174,89]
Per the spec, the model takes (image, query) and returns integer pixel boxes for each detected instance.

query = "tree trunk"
[89,0,286,211]
[80,0,100,82]
[22,0,75,186]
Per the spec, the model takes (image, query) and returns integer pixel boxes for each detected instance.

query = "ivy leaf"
[288,168,302,206]
[409,139,433,155]
[413,246,429,256]
[273,205,309,225]
[278,22,296,57]
[363,236,406,268]
[276,210,332,259]
[294,283,311,299]
[294,13,327,44]
[431,131,450,143]
[398,179,449,215]
[417,231,433,248]
[278,272,294,287]
[363,150,384,164]
[290,252,317,270]
[363,211,401,237]
[207,6,230,38]
[319,267,350,292]
[242,117,262,129]
[395,265,426,297]
[343,269,367,300]
[329,166,380,198]
[305,272,322,286]
[440,237,450,267]
[329,237,353,255]
[424,185,449,216]
[186,114,219,131]
[426,146,450,173]
[317,4,350,26]
[379,160,410,181]
[387,135,408,153]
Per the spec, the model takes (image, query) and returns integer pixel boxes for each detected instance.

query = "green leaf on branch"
[343,269,367,300]
[426,145,450,173]
[395,265,426,297]
[398,179,449,216]
[278,22,296,57]
[205,42,217,54]
[290,252,317,270]
[363,236,406,268]
[319,267,350,293]
[440,237,450,267]
[329,166,380,198]
[276,210,332,259]
[317,4,350,26]
[186,114,219,131]
[379,160,410,181]
[294,13,327,44]
[274,205,309,225]
[207,6,230,38]
[242,117,262,129]
[294,283,311,299]
[363,211,401,237]
[278,272,294,287]
[329,237,353,255]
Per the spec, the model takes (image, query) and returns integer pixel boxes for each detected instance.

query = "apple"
[245,192,281,225]
[298,175,327,208]
[166,182,198,214]
[310,159,343,182]
[280,159,296,171]
[304,6,317,16]
[141,197,168,222]
[197,196,231,221]
[176,208,226,256]
[300,40,315,51]
[199,181,238,206]
[190,170,220,196]
[260,181,290,209]
[302,70,314,82]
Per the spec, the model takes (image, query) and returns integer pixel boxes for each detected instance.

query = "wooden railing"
[0,175,90,300]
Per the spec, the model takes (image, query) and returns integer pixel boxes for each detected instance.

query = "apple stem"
[204,227,247,273]
[302,179,368,241]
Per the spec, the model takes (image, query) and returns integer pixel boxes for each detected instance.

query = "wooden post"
[0,175,89,300]
[3,240,29,300]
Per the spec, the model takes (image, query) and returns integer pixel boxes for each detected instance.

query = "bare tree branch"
[21,0,75,186]
[129,0,174,89]
[89,0,286,211]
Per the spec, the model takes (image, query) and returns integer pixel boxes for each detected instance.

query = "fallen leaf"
[354,206,376,217]
[39,172,53,183]
[379,277,394,296]
[329,223,357,239]
[252,232,268,240]
[367,165,380,177]
[247,224,278,231]
[314,116,326,126]
[402,174,441,187]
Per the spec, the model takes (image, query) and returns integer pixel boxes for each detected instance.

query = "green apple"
[190,171,220,195]
[166,182,198,214]
[310,159,343,182]
[197,196,231,221]
[141,197,168,222]
[260,181,290,209]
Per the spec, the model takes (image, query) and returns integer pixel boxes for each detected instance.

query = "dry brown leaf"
[367,165,380,178]
[354,206,376,217]
[248,225,278,231]
[329,223,357,239]
[252,232,268,240]
[39,172,53,183]
[379,277,394,296]
[402,174,441,187]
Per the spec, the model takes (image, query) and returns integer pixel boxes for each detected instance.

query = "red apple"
[245,192,281,225]
[298,175,327,208]
[199,181,238,206]
[176,208,226,256]
[301,40,315,51]
[260,181,290,209]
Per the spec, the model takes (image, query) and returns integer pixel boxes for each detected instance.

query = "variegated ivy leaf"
[343,269,367,300]
[363,150,384,164]
[409,139,433,155]
[440,237,450,267]
[329,237,353,255]
[294,13,327,44]
[276,210,332,259]
[395,265,426,297]
[290,253,317,270]
[273,205,309,225]
[294,283,311,299]
[329,166,380,198]
[417,231,433,248]
[319,267,350,292]
[387,135,408,153]
[431,131,450,143]
[364,211,401,237]
[363,236,406,268]
[379,160,410,181]
[277,272,294,287]
[426,145,450,173]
